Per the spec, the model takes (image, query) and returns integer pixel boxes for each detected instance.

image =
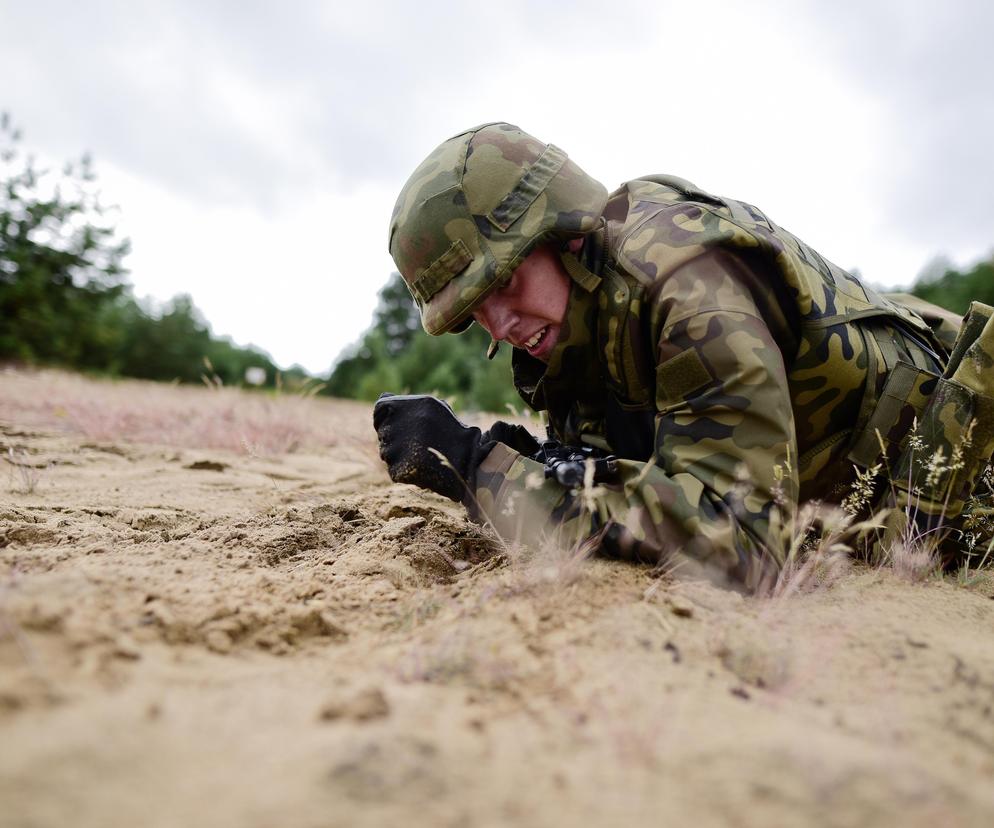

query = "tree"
[327,272,521,413]
[0,114,303,389]
[0,113,131,367]
[911,256,994,316]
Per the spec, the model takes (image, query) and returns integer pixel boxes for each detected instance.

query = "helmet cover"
[388,122,608,335]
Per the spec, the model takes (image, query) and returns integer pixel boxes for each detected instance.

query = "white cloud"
[100,161,394,374]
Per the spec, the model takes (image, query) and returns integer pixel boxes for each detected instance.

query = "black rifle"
[533,439,619,489]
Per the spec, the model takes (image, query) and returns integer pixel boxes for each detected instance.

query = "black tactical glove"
[373,393,497,503]
[481,420,542,457]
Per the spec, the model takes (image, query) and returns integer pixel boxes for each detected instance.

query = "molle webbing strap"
[410,238,474,303]
[487,144,567,232]
[847,361,934,468]
[558,248,601,292]
[847,319,944,469]
[874,325,903,379]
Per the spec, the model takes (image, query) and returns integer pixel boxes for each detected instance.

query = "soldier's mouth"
[523,325,556,360]
[524,326,548,352]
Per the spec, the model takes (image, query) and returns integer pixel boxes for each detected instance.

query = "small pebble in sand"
[185,460,228,472]
[205,629,234,654]
[667,595,695,618]
[319,688,390,722]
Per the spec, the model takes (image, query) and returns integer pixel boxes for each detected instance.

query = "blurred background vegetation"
[324,273,519,412]
[0,114,311,391]
[2,114,991,413]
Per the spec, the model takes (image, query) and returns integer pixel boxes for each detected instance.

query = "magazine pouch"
[890,301,994,525]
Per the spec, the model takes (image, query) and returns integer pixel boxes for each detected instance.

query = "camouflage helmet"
[388,123,608,335]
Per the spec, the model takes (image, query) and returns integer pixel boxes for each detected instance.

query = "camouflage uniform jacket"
[471,176,954,591]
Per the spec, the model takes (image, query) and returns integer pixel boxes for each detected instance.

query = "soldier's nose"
[488,308,518,343]
[475,297,516,342]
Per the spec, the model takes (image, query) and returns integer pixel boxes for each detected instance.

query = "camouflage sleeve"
[471,250,797,592]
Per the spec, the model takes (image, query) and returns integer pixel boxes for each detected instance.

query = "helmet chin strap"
[487,338,500,360]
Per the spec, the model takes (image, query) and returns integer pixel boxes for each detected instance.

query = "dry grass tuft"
[4,447,48,494]
[767,420,994,594]
[886,536,940,582]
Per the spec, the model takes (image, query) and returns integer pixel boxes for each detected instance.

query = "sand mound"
[2,369,994,828]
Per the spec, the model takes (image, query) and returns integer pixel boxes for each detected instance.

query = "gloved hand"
[482,420,542,458]
[373,393,496,503]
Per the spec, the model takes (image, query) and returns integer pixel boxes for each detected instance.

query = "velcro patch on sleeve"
[411,239,474,303]
[656,349,713,403]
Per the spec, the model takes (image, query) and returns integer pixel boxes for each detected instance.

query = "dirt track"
[2,370,994,828]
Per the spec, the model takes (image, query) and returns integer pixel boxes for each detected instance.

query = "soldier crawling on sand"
[373,123,994,592]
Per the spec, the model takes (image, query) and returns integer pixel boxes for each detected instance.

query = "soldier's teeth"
[526,328,546,349]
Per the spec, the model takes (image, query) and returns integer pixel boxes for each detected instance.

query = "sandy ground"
[2,368,994,828]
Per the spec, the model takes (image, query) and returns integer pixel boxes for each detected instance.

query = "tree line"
[908,257,994,317]
[0,114,308,389]
[325,271,520,412]
[3,113,991,411]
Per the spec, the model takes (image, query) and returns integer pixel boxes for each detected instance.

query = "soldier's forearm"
[470,444,781,590]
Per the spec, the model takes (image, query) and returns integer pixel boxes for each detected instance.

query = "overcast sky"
[2,0,991,374]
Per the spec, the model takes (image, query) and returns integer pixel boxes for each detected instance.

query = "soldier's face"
[472,243,571,362]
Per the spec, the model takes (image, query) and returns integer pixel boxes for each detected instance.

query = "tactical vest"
[536,176,994,530]
[593,174,940,398]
